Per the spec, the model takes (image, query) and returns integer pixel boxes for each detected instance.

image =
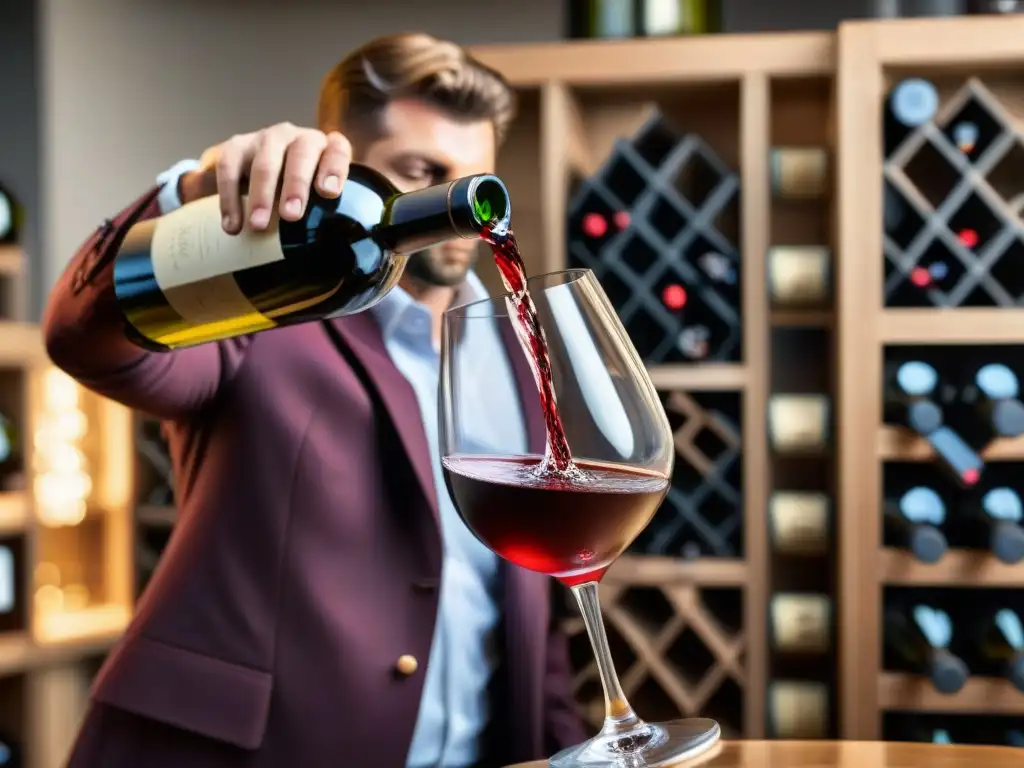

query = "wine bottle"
[767,246,831,307]
[0,181,22,246]
[884,487,948,564]
[766,681,829,738]
[960,363,1024,442]
[0,729,20,768]
[769,491,829,555]
[770,593,832,654]
[969,0,1024,12]
[0,414,20,493]
[885,78,939,158]
[768,394,830,453]
[873,0,966,15]
[965,487,1024,565]
[884,601,968,693]
[884,360,984,486]
[639,0,723,35]
[884,361,944,435]
[1008,729,1024,747]
[114,165,510,352]
[567,0,637,38]
[971,606,1024,692]
[769,148,829,200]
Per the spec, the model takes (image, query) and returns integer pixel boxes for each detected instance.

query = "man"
[44,32,586,768]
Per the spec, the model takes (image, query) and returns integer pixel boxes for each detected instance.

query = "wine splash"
[482,225,578,477]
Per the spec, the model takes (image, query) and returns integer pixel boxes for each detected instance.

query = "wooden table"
[504,739,1024,767]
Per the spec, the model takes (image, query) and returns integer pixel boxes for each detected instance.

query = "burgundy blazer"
[44,186,586,768]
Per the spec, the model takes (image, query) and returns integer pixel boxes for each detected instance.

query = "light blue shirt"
[370,272,526,768]
[155,162,526,766]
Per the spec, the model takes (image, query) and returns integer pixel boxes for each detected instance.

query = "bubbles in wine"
[443,455,668,494]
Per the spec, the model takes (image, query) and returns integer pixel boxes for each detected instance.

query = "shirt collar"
[370,270,491,342]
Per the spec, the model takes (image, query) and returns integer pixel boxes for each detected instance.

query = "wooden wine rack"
[122,14,1024,755]
[0,292,134,768]
[473,33,839,739]
[837,15,1024,741]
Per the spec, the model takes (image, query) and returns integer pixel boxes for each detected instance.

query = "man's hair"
[317,33,517,145]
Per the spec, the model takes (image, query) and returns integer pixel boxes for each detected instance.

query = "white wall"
[36,0,564,294]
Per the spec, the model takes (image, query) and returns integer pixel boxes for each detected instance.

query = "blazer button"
[394,655,419,677]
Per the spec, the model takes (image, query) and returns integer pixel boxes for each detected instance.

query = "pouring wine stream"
[482,222,581,479]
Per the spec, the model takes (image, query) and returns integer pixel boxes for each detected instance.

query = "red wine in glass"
[442,455,668,587]
[440,264,720,768]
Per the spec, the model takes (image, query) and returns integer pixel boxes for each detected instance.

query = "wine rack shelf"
[471,29,837,742]
[116,16,1024,757]
[880,549,1024,587]
[879,673,1024,715]
[0,318,131,768]
[877,425,1024,461]
[838,14,1024,743]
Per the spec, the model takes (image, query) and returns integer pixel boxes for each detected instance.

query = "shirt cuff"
[155,158,202,214]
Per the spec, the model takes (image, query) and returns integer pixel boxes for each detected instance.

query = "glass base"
[549,718,721,768]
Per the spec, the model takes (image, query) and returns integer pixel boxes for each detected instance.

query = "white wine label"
[771,492,829,554]
[771,594,831,654]
[644,0,680,35]
[0,546,14,614]
[768,246,831,305]
[769,395,830,452]
[150,195,284,325]
[771,148,828,199]
[769,681,828,738]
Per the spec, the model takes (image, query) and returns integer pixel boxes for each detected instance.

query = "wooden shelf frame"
[472,31,837,740]
[835,15,1024,742]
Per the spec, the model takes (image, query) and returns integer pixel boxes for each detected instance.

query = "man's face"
[357,98,497,287]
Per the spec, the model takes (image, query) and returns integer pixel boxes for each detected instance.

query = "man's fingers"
[315,132,353,198]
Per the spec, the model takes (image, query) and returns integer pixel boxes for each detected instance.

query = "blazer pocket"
[92,634,273,750]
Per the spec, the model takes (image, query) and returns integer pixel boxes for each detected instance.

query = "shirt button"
[394,655,419,677]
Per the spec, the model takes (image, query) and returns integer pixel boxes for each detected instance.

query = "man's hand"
[177,122,352,234]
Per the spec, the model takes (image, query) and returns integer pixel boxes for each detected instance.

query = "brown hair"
[317,33,517,145]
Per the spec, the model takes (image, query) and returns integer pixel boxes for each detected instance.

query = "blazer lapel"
[324,315,439,522]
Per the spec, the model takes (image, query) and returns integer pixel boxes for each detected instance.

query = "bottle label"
[771,492,828,553]
[771,148,828,199]
[769,395,830,451]
[768,246,831,304]
[772,594,831,653]
[769,682,827,738]
[150,196,285,329]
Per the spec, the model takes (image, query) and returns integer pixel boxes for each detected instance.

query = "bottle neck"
[377,174,511,254]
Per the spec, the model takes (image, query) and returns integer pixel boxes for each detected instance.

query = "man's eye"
[400,166,430,181]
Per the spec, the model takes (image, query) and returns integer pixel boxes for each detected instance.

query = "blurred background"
[3,1,1024,767]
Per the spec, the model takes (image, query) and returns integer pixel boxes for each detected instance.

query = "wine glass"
[439,269,721,767]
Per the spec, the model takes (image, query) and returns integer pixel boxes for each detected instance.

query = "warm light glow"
[35,602,131,645]
[33,367,91,527]
[30,370,135,645]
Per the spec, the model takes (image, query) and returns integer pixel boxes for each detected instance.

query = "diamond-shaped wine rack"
[567,111,742,363]
[134,416,175,595]
[562,581,745,736]
[884,78,1024,307]
[631,391,743,558]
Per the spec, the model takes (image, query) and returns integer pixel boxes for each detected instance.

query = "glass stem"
[571,581,645,737]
